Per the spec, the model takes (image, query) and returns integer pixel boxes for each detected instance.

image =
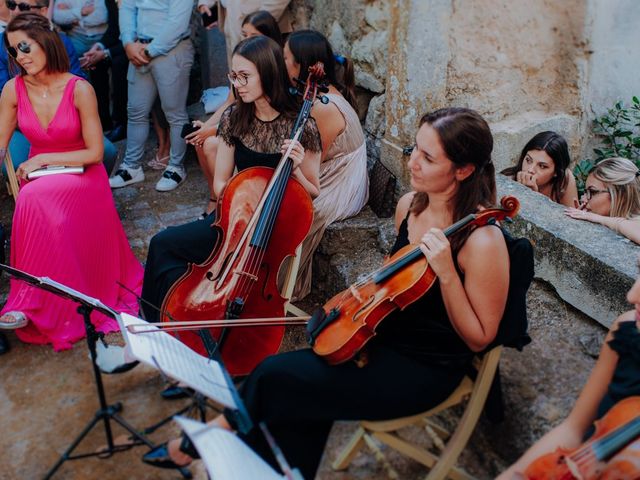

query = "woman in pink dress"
[0,13,142,351]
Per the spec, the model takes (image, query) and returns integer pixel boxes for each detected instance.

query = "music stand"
[0,264,190,480]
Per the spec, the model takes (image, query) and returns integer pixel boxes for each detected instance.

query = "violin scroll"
[470,195,520,229]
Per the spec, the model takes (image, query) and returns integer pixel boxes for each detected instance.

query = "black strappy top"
[375,214,475,366]
[598,321,640,418]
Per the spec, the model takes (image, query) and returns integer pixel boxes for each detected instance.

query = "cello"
[160,63,326,376]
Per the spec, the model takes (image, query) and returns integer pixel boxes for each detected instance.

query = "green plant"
[574,97,640,194]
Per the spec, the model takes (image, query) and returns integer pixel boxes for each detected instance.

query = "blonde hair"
[591,157,640,218]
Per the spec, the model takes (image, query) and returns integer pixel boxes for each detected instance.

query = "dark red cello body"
[161,64,325,376]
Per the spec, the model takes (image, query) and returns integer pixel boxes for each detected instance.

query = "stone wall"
[298,0,638,177]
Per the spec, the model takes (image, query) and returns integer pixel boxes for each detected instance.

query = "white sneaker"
[109,166,144,188]
[156,166,186,192]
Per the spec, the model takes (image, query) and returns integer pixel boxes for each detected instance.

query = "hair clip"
[334,54,346,66]
[635,170,640,177]
[49,21,55,32]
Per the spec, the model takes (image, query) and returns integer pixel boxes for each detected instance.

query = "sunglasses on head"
[7,41,32,59]
[6,0,47,11]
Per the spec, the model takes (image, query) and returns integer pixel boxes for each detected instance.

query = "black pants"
[141,214,217,322]
[227,346,467,480]
[90,53,128,130]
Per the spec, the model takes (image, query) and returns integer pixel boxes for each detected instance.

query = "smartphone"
[181,122,199,139]
[202,9,218,27]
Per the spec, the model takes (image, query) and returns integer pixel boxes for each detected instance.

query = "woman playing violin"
[140,35,321,323]
[143,107,511,479]
[497,271,640,480]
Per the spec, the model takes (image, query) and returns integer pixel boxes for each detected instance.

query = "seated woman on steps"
[141,107,511,480]
[283,29,369,300]
[0,13,142,351]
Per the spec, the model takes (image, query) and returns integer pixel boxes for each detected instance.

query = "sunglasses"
[6,0,47,11]
[7,40,32,59]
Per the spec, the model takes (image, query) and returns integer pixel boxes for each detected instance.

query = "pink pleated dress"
[1,75,143,351]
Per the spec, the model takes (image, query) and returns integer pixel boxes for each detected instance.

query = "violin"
[159,63,327,376]
[524,396,640,480]
[306,196,520,365]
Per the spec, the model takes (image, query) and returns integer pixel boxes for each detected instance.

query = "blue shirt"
[0,32,86,91]
[119,0,193,58]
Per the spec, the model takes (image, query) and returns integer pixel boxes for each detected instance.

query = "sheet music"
[118,313,236,409]
[175,417,285,480]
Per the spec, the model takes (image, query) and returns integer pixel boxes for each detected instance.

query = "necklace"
[41,88,49,99]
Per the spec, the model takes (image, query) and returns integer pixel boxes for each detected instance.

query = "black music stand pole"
[45,303,157,479]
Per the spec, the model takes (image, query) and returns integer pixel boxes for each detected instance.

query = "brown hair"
[286,30,358,113]
[242,10,283,47]
[4,13,69,76]
[501,131,571,202]
[591,157,640,219]
[228,36,298,138]
[410,108,496,253]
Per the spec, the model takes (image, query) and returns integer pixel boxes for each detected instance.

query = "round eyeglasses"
[584,187,609,201]
[7,41,32,59]
[227,72,251,87]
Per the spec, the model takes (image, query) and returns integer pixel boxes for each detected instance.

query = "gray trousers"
[122,39,194,170]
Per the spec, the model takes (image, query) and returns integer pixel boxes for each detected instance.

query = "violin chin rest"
[306,308,339,346]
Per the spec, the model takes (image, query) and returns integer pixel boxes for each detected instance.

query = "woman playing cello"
[143,107,511,479]
[140,35,321,324]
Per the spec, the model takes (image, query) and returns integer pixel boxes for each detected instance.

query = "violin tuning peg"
[487,217,497,226]
[318,95,330,105]
[505,217,514,224]
[289,86,300,96]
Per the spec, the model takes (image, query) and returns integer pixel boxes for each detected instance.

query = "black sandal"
[198,198,217,220]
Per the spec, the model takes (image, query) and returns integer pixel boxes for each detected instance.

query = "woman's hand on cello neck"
[282,138,321,198]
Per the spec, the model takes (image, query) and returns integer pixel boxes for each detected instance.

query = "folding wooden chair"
[332,346,502,480]
[332,233,534,480]
[281,244,310,318]
[3,150,19,201]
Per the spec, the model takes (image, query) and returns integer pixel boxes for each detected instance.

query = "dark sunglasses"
[6,0,47,12]
[7,41,32,59]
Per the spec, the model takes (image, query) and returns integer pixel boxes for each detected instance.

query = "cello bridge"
[349,285,363,302]
[233,269,259,282]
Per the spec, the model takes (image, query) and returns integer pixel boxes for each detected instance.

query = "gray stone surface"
[496,174,637,328]
[492,112,580,173]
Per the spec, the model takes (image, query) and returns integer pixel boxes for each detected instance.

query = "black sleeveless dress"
[229,216,492,479]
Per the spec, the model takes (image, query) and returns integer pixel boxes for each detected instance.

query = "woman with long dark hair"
[501,131,578,207]
[140,35,321,324]
[284,29,369,300]
[185,10,284,218]
[143,108,511,480]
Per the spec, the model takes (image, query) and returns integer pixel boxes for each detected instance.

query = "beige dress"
[293,94,369,299]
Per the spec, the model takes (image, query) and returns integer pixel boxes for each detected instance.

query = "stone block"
[497,174,636,328]
[491,112,579,173]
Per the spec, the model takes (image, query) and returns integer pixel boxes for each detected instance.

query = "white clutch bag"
[27,165,85,180]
